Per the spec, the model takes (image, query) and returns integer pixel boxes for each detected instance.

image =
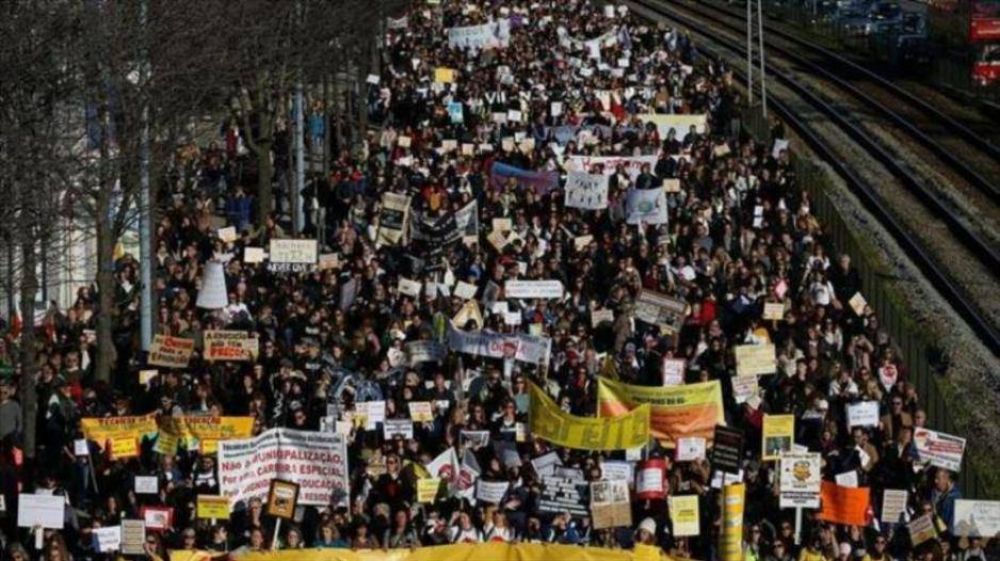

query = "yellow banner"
[417,478,440,503]
[721,484,745,561]
[529,382,650,451]
[158,416,255,454]
[597,378,723,448]
[171,543,688,561]
[761,414,795,461]
[80,415,158,445]
[154,432,179,456]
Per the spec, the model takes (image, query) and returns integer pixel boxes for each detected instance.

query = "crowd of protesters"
[0,1,996,561]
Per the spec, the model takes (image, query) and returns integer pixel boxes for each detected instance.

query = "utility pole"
[757,0,768,118]
[747,0,753,106]
[138,0,153,351]
[746,0,768,118]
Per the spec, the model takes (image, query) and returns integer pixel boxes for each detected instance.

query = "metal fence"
[741,105,989,499]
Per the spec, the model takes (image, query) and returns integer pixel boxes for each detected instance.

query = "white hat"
[638,517,656,535]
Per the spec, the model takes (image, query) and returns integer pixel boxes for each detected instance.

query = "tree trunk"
[257,137,273,222]
[94,213,116,384]
[18,197,38,461]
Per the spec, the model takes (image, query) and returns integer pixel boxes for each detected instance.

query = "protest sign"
[846,401,880,429]
[712,425,745,475]
[529,382,650,451]
[590,480,631,529]
[662,358,685,386]
[600,460,634,483]
[634,289,687,332]
[565,155,658,179]
[417,479,441,503]
[447,20,510,50]
[908,514,937,545]
[218,429,349,507]
[268,239,317,272]
[597,378,723,447]
[398,277,422,298]
[490,162,560,194]
[849,292,868,316]
[734,344,776,377]
[244,247,266,264]
[591,308,614,327]
[722,484,745,561]
[266,480,299,519]
[913,428,965,471]
[476,480,509,504]
[818,482,870,526]
[881,489,909,525]
[675,437,706,462]
[953,499,1000,537]
[434,67,455,83]
[531,451,561,477]
[17,494,65,529]
[539,477,588,516]
[762,415,795,461]
[408,402,434,422]
[564,172,609,210]
[731,376,758,405]
[383,420,414,440]
[625,188,667,225]
[669,495,700,536]
[196,495,231,520]
[135,476,158,494]
[377,193,412,246]
[763,302,785,321]
[447,102,463,124]
[405,341,446,365]
[447,324,551,366]
[779,452,821,508]
[505,280,565,299]
[120,520,146,555]
[148,335,194,368]
[94,526,121,552]
[836,470,859,488]
[140,507,173,531]
[454,281,478,300]
[204,330,258,361]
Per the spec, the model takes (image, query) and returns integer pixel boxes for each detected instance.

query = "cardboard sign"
[591,308,614,328]
[712,426,745,475]
[734,344,776,377]
[196,495,231,520]
[454,281,478,300]
[538,477,587,516]
[269,239,317,264]
[148,335,194,369]
[590,480,631,529]
[505,280,565,299]
[669,495,701,536]
[434,67,456,83]
[120,520,146,555]
[849,292,868,316]
[217,226,237,243]
[662,358,685,386]
[636,459,665,500]
[94,526,121,552]
[266,480,299,519]
[204,330,259,361]
[244,247,266,263]
[818,482,870,526]
[908,513,937,545]
[779,452,822,508]
[836,470,859,488]
[476,480,509,504]
[398,277,422,298]
[762,414,794,461]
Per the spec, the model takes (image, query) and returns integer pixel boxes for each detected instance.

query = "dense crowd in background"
[0,1,996,561]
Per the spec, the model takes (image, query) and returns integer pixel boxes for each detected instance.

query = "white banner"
[269,239,317,264]
[447,324,551,365]
[953,499,1000,537]
[218,429,349,507]
[626,188,667,225]
[565,155,658,180]
[600,460,634,484]
[383,419,414,440]
[846,401,880,429]
[914,428,965,471]
[405,341,446,364]
[447,20,511,50]
[505,280,565,299]
[564,172,609,210]
[779,452,821,509]
[476,480,510,504]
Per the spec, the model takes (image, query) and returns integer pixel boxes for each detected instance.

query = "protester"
[0,1,991,561]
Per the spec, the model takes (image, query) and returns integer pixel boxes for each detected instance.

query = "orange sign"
[818,481,870,526]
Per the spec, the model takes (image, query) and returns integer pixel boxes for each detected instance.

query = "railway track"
[627,0,1000,356]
